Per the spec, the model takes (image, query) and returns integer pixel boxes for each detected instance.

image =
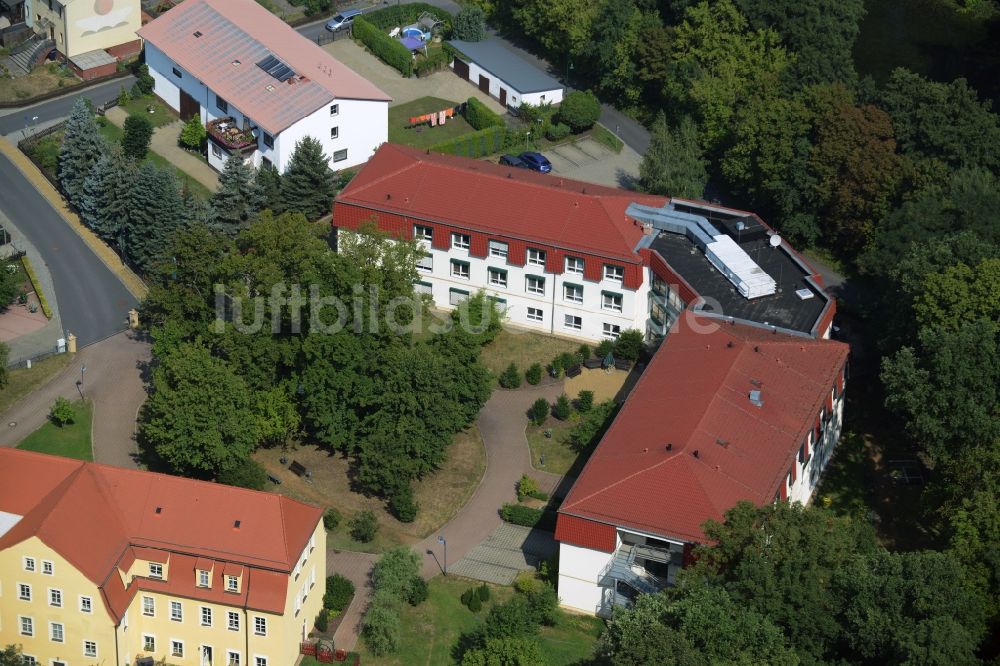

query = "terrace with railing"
[598,541,680,600]
[206,117,257,152]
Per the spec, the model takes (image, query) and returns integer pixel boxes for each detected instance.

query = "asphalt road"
[0,75,135,136]
[0,153,137,346]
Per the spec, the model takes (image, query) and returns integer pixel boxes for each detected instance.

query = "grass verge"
[119,94,177,128]
[0,353,75,415]
[480,328,581,377]
[526,417,581,476]
[590,123,624,153]
[17,399,93,461]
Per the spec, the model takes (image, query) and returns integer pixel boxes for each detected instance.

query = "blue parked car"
[499,154,529,169]
[518,151,552,173]
[326,9,362,31]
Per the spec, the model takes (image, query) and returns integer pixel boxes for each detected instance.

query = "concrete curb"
[0,138,148,300]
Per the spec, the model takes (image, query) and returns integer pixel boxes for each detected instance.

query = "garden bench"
[565,364,582,378]
[614,359,632,371]
[289,461,310,479]
[267,474,282,485]
[583,358,602,370]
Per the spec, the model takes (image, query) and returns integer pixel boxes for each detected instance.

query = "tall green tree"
[639,112,707,198]
[461,638,545,666]
[124,162,189,272]
[508,0,597,60]
[79,145,134,249]
[256,163,283,212]
[0,645,24,666]
[211,155,264,236]
[140,343,262,477]
[453,6,486,41]
[58,98,105,207]
[121,115,154,161]
[590,0,643,107]
[278,137,336,220]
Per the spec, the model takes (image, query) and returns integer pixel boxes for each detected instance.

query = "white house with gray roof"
[138,0,390,174]
[449,39,564,109]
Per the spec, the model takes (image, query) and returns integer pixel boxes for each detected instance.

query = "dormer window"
[226,575,238,593]
[149,563,163,579]
[198,570,210,588]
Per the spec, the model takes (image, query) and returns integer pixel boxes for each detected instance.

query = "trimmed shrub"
[349,510,379,543]
[389,485,418,523]
[414,48,450,77]
[428,126,505,158]
[552,394,571,420]
[362,591,401,656]
[558,352,578,371]
[465,97,504,130]
[407,576,428,606]
[576,390,594,413]
[323,508,342,531]
[179,114,206,151]
[217,459,268,490]
[353,16,413,77]
[595,339,615,359]
[499,362,521,389]
[482,595,537,640]
[614,329,645,361]
[500,504,556,531]
[461,588,474,606]
[558,90,601,132]
[528,398,549,426]
[549,355,564,378]
[49,397,75,426]
[22,257,51,318]
[468,593,482,612]
[516,474,539,501]
[372,548,421,598]
[477,583,491,602]
[525,585,558,626]
[364,3,452,33]
[324,574,355,612]
[525,363,543,385]
[132,63,154,95]
[545,122,570,141]
[577,344,592,362]
[315,608,329,633]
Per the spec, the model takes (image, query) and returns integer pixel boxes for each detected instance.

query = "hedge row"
[353,16,413,77]
[364,3,452,32]
[500,503,557,531]
[20,256,52,319]
[428,125,505,158]
[414,48,450,77]
[465,96,504,130]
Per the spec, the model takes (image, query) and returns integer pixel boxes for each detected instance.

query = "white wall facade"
[456,59,563,109]
[790,388,846,504]
[145,43,387,174]
[413,239,649,343]
[557,541,618,616]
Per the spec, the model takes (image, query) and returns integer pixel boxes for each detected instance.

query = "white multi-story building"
[138,0,390,173]
[333,144,836,344]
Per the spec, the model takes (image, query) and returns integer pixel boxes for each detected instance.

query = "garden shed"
[448,39,564,109]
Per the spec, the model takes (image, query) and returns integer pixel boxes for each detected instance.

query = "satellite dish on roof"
[769,234,781,248]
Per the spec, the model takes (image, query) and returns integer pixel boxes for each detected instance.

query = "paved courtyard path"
[0,331,150,467]
[328,380,569,651]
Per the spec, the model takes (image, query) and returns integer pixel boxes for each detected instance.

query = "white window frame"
[254,657,267,666]
[416,253,432,272]
[527,307,543,322]
[227,611,240,631]
[450,260,470,280]
[23,557,35,572]
[564,314,582,331]
[602,292,623,313]
[148,563,163,579]
[22,656,36,666]
[198,569,210,587]
[413,224,433,241]
[487,267,507,288]
[226,575,238,593]
[79,595,92,613]
[142,596,154,616]
[41,561,53,576]
[333,149,348,162]
[170,601,182,622]
[451,233,470,250]
[526,275,545,296]
[565,256,584,274]
[142,634,156,653]
[20,616,33,636]
[49,621,64,643]
[603,323,621,339]
[227,650,241,666]
[200,606,212,627]
[563,283,583,303]
[171,640,184,658]
[83,640,97,658]
[527,248,546,266]
[48,588,62,608]
[604,264,624,282]
[18,583,31,601]
[330,126,339,139]
[488,240,508,259]
[253,616,267,636]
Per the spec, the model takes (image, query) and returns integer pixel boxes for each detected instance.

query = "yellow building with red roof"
[0,449,325,666]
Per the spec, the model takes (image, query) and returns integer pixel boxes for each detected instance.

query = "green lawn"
[17,399,93,461]
[119,94,177,128]
[356,576,603,665]
[388,96,477,149]
[98,122,213,200]
[527,417,584,476]
[0,353,75,415]
[480,328,582,377]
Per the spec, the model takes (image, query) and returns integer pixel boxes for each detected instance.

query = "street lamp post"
[565,61,573,87]
[437,535,447,576]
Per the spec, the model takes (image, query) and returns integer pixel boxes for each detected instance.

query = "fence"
[315,25,353,46]
[7,346,67,370]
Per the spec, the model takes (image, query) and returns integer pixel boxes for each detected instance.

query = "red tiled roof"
[335,144,668,263]
[137,0,390,135]
[0,450,321,617]
[554,514,617,553]
[558,316,848,544]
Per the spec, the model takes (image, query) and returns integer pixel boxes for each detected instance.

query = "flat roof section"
[650,232,829,335]
[449,39,563,94]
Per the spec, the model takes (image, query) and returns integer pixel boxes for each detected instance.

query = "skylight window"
[193,31,202,38]
[256,54,296,82]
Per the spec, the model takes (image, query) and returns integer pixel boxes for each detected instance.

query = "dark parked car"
[518,151,552,173]
[499,154,529,168]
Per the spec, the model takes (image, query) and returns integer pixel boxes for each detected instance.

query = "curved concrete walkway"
[328,380,567,651]
[0,330,150,467]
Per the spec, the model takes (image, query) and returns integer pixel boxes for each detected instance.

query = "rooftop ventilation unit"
[256,54,296,82]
